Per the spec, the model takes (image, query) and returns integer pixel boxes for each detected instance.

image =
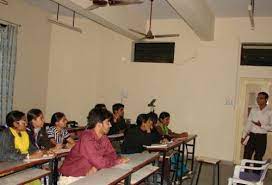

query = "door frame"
[234,77,272,164]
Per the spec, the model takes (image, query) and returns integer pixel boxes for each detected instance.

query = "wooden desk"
[108,133,124,141]
[70,168,131,185]
[146,135,197,185]
[120,152,160,185]
[120,152,159,172]
[0,149,71,185]
[0,159,51,177]
[71,152,159,185]
[67,126,86,133]
[0,168,51,185]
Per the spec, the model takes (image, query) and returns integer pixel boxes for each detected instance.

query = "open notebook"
[143,141,173,149]
[24,154,54,162]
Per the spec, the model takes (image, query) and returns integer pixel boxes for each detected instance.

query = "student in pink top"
[59,108,129,177]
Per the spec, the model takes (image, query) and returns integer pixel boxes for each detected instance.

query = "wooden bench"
[0,168,51,185]
[192,156,220,185]
[131,164,159,185]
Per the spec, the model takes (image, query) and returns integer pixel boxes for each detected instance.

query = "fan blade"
[109,0,143,5]
[85,4,101,10]
[154,34,180,38]
[129,29,147,36]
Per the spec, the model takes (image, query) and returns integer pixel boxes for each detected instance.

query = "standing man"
[241,92,272,162]
[108,103,127,135]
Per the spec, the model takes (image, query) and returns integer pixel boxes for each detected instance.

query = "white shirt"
[243,105,272,138]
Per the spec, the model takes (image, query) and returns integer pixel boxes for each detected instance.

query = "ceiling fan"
[129,0,180,39]
[86,0,143,10]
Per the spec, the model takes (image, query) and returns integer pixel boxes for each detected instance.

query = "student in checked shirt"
[59,108,129,177]
[241,92,272,163]
[47,112,75,149]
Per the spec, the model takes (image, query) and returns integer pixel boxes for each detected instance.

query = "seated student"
[148,112,163,144]
[0,111,44,161]
[94,103,107,110]
[108,103,127,135]
[121,114,153,154]
[27,109,53,150]
[156,112,189,178]
[47,112,75,149]
[59,108,128,177]
[156,112,188,140]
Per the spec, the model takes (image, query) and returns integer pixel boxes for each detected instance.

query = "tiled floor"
[143,162,271,185]
[179,162,271,185]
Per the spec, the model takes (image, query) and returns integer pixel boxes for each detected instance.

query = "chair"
[228,159,271,185]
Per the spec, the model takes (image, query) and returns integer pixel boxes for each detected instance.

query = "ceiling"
[206,0,272,17]
[24,0,178,19]
[24,0,272,18]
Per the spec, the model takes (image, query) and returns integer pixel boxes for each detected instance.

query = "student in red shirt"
[60,108,128,177]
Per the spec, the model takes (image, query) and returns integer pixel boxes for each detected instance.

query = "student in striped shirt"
[47,112,75,149]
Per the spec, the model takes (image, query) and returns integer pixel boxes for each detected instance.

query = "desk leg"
[173,146,181,184]
[191,138,196,172]
[179,143,185,185]
[124,175,131,185]
[161,152,166,185]
[53,158,59,185]
[49,160,54,185]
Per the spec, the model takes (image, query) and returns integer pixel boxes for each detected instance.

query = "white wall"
[46,14,272,160]
[96,18,238,160]
[96,17,272,161]
[0,0,51,113]
[45,16,124,124]
[3,0,272,161]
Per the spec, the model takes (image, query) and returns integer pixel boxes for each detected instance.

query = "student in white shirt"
[241,92,272,162]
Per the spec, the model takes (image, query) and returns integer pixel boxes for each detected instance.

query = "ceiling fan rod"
[73,11,75,27]
[148,0,153,31]
[57,3,60,21]
[248,0,255,30]
[48,2,82,33]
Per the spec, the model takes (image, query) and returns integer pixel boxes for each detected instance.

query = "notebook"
[24,154,54,162]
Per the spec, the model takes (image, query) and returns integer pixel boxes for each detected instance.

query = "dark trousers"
[243,132,267,173]
[243,132,267,161]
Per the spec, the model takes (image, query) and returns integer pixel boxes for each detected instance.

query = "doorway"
[234,77,272,164]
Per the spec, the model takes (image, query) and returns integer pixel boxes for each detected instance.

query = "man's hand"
[117,157,130,164]
[86,166,97,176]
[241,137,245,145]
[179,132,188,138]
[252,120,261,127]
[160,138,169,144]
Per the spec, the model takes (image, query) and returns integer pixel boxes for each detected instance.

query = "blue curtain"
[0,24,17,126]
